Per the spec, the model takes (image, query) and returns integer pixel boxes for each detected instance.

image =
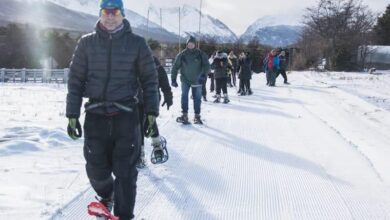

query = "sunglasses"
[101,8,121,16]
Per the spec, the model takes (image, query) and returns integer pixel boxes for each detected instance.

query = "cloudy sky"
[124,0,388,35]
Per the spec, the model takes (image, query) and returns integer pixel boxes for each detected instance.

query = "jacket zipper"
[102,34,113,113]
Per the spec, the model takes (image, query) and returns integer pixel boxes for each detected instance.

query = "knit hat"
[186,36,196,45]
[99,0,125,17]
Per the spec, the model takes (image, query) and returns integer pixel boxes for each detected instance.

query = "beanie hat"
[186,36,196,45]
[99,0,125,17]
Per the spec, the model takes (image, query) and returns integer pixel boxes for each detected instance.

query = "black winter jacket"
[211,57,232,79]
[238,57,252,80]
[66,19,159,118]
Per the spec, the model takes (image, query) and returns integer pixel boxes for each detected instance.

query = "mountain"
[148,4,238,43]
[241,15,304,47]
[0,0,179,42]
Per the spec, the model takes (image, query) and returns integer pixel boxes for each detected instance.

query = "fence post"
[43,69,47,83]
[64,68,69,83]
[1,68,4,83]
[22,68,26,83]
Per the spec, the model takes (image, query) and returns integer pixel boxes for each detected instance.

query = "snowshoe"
[176,114,190,125]
[151,136,169,164]
[88,196,117,220]
[194,115,203,125]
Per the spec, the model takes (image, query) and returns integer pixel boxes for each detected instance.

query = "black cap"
[187,36,196,45]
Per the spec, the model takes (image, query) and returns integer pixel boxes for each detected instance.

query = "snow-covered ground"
[1,71,390,219]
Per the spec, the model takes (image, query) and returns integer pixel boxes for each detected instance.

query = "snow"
[1,71,390,219]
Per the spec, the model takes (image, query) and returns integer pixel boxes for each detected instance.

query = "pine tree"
[374,4,390,45]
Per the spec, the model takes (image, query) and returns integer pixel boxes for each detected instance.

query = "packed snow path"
[50,72,390,220]
[1,72,390,220]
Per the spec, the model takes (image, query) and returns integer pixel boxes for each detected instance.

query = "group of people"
[65,0,290,219]
[203,50,254,104]
[264,48,289,86]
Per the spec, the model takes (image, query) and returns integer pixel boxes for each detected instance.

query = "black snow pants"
[276,69,288,83]
[84,111,141,220]
[216,77,228,95]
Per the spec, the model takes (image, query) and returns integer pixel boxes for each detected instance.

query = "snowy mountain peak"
[245,15,301,37]
[148,4,238,43]
[240,15,303,47]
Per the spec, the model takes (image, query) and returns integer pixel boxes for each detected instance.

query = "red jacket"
[267,53,275,70]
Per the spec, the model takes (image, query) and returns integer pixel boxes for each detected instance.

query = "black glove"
[67,118,82,140]
[198,74,207,84]
[162,92,173,110]
[171,79,178,88]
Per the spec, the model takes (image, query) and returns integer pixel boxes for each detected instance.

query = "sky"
[124,0,389,35]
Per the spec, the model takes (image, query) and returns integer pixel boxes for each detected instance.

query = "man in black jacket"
[66,0,159,219]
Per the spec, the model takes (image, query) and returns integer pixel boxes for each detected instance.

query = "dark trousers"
[232,72,237,86]
[240,79,251,92]
[227,75,233,86]
[267,70,277,86]
[238,79,245,92]
[244,79,251,91]
[84,111,141,220]
[138,104,160,146]
[216,77,228,95]
[276,69,288,83]
[209,74,215,92]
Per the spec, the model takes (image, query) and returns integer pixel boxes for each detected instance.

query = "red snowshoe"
[87,201,118,220]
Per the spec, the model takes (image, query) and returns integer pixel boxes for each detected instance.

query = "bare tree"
[303,0,375,70]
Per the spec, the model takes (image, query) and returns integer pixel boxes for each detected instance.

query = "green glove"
[144,115,156,138]
[67,118,82,140]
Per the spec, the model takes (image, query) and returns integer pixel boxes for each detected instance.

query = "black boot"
[194,114,203,124]
[176,113,190,125]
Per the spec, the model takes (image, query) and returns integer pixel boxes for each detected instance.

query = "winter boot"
[213,95,221,103]
[203,96,207,102]
[176,113,190,125]
[248,89,253,95]
[223,94,230,104]
[136,145,146,169]
[150,136,169,164]
[194,114,203,124]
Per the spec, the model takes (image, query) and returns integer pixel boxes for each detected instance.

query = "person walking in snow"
[171,36,210,124]
[208,52,216,93]
[66,0,159,219]
[137,54,172,169]
[228,51,238,87]
[276,50,289,84]
[238,52,253,95]
[266,49,280,87]
[211,51,233,103]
